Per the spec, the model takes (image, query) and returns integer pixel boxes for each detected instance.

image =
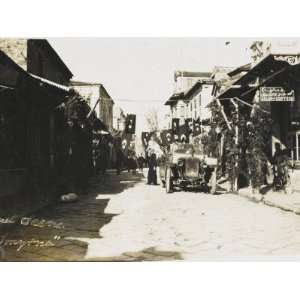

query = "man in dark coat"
[113,137,123,175]
[75,120,93,194]
[147,152,158,185]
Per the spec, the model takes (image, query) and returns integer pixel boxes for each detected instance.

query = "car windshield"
[173,144,194,154]
[193,144,204,155]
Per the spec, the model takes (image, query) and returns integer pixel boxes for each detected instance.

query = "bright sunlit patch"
[120,180,137,184]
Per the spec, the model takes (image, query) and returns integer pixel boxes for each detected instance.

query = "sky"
[49,37,300,132]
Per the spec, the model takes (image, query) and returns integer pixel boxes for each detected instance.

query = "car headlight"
[178,160,184,167]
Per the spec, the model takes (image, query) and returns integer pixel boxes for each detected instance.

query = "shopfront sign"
[260,87,295,102]
[274,55,300,65]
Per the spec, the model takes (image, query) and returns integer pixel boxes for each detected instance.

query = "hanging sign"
[274,55,300,66]
[260,87,295,102]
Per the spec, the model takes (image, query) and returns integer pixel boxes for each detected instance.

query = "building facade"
[214,52,300,163]
[0,49,71,198]
[184,79,214,122]
[113,105,126,131]
[70,81,114,131]
[165,71,212,127]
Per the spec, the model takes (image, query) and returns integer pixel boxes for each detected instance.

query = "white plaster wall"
[73,85,100,117]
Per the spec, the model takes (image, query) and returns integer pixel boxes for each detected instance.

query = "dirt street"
[2,170,300,261]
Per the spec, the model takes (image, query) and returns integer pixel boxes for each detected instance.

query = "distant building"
[113,105,126,131]
[183,78,215,122]
[173,71,212,93]
[70,81,114,131]
[165,71,212,126]
[0,38,73,85]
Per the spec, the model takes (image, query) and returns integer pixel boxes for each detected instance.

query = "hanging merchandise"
[193,118,201,136]
[171,118,180,135]
[141,132,151,148]
[185,118,194,134]
[125,114,136,134]
[160,129,173,146]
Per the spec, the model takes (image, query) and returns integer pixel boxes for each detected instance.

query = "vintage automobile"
[159,143,218,194]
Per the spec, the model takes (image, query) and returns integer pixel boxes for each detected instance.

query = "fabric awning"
[29,74,70,92]
[164,92,184,105]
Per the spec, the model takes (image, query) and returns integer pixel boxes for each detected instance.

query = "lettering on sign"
[260,87,295,102]
[0,216,64,229]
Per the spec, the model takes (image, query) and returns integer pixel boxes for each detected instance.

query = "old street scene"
[3,38,300,261]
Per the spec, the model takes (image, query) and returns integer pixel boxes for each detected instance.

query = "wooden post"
[216,98,232,130]
[87,85,101,119]
[230,99,239,192]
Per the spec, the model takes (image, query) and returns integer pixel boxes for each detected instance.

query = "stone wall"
[0,38,27,69]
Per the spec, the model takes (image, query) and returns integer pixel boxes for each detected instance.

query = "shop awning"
[29,74,70,92]
[216,53,300,101]
[93,117,108,131]
[164,92,184,105]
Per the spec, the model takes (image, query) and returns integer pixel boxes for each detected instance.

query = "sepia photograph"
[1,37,300,261]
[4,1,300,299]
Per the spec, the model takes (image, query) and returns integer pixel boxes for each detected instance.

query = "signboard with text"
[260,87,295,102]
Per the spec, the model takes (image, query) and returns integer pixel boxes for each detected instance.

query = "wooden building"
[0,49,70,199]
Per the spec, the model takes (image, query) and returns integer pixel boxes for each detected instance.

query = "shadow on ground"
[87,247,182,262]
[0,171,144,261]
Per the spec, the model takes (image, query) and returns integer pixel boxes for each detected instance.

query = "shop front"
[0,50,70,198]
[211,53,300,190]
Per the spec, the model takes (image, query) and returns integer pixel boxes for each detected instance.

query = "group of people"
[93,134,111,177]
[143,132,292,192]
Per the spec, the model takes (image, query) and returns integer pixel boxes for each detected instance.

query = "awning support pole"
[216,98,232,130]
[230,98,239,192]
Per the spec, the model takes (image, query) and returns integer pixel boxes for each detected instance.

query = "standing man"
[146,135,162,185]
[147,151,158,185]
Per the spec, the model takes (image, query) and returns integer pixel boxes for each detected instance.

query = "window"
[179,104,185,118]
[172,106,177,118]
[187,78,194,89]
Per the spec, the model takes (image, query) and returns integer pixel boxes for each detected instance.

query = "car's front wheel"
[210,168,217,194]
[165,167,173,193]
